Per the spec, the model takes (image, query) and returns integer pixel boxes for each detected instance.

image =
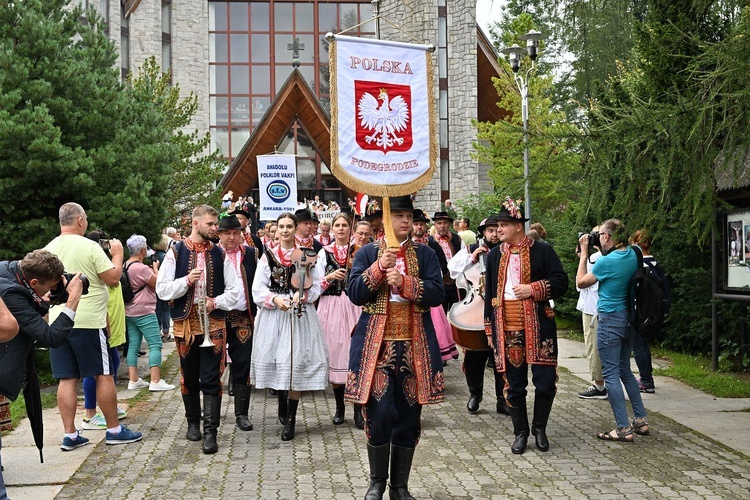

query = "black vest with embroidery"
[170,241,226,320]
[265,248,294,295]
[322,249,346,296]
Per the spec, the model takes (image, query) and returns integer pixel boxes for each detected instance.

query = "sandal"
[597,426,634,442]
[632,418,650,436]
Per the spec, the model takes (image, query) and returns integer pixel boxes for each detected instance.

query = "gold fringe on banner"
[328,38,438,198]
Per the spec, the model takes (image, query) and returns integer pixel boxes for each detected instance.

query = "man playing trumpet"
[156,205,240,454]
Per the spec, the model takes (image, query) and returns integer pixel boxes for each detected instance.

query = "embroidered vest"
[170,242,226,320]
[322,250,346,297]
[265,248,294,295]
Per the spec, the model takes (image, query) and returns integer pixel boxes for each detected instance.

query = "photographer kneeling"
[0,250,83,492]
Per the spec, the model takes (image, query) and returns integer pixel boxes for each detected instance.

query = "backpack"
[121,262,146,304]
[628,246,671,342]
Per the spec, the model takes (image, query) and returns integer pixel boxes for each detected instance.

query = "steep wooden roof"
[220,69,332,196]
[477,25,509,123]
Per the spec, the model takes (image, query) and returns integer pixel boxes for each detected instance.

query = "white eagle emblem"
[357,88,410,151]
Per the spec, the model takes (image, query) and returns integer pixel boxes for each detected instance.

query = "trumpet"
[197,265,213,348]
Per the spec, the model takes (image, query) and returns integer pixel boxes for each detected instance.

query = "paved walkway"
[3,337,750,499]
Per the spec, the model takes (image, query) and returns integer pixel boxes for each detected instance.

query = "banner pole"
[371,0,381,40]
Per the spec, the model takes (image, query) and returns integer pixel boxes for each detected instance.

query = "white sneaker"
[149,379,175,391]
[128,378,149,390]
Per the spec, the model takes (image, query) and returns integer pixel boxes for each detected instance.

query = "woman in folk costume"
[250,212,329,441]
[346,195,445,500]
[317,212,362,426]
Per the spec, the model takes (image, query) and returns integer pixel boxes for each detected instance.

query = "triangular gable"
[220,69,333,197]
[477,25,510,123]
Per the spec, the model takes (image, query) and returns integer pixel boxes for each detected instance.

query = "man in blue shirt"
[576,219,650,442]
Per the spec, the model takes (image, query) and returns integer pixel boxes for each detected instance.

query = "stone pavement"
[4,337,750,499]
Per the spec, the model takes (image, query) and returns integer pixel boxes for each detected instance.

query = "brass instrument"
[197,264,213,348]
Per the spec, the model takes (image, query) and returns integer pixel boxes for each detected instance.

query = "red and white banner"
[329,35,436,196]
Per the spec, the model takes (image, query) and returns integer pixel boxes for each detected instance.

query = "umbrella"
[23,349,44,463]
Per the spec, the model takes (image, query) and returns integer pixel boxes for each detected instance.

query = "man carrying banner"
[346,195,445,500]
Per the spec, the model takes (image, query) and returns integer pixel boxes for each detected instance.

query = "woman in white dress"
[317,213,362,426]
[250,212,329,441]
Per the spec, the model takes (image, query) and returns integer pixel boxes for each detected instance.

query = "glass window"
[274,3,293,31]
[211,65,228,94]
[274,35,294,65]
[294,3,314,32]
[275,65,293,93]
[212,96,229,125]
[230,34,249,62]
[319,4,337,32]
[251,65,270,94]
[298,65,315,89]
[360,2,373,22]
[251,97,270,124]
[250,34,270,63]
[296,127,316,158]
[231,97,251,125]
[231,128,250,156]
[228,2,248,31]
[121,36,129,69]
[210,33,228,62]
[162,41,171,72]
[278,130,295,154]
[162,2,171,34]
[210,2,227,31]
[340,4,359,30]
[296,34,315,64]
[251,2,269,31]
[319,38,331,63]
[211,128,230,157]
[230,65,250,94]
[298,159,317,189]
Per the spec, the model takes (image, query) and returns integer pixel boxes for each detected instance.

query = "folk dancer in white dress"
[250,212,329,441]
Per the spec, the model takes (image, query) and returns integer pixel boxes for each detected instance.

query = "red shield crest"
[354,80,412,154]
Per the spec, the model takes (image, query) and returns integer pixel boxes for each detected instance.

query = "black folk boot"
[388,445,416,500]
[182,393,202,441]
[277,390,288,425]
[465,370,484,414]
[281,398,299,441]
[364,443,390,500]
[508,404,529,455]
[202,395,222,454]
[234,384,253,431]
[332,386,346,425]
[353,404,365,429]
[531,394,554,452]
[493,373,511,416]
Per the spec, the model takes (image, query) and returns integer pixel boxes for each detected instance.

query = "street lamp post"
[501,30,547,231]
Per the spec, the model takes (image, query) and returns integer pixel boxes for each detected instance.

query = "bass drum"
[448,302,490,351]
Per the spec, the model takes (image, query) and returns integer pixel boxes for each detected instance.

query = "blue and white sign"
[257,154,298,220]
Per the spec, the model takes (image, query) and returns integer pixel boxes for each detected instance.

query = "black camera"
[577,231,602,253]
[48,273,90,305]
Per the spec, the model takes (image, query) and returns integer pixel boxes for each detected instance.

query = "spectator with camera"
[0,250,83,474]
[576,226,606,400]
[45,203,142,448]
[577,219,650,442]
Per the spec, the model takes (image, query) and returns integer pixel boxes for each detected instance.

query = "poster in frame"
[724,207,750,291]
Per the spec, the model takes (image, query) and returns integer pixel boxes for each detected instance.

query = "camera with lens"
[576,231,602,254]
[48,273,90,305]
[99,239,111,251]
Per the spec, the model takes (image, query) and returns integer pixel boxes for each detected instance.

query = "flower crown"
[502,196,525,219]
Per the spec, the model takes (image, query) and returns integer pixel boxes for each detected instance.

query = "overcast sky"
[476,0,504,36]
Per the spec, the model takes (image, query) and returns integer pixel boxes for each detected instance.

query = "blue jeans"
[597,310,646,428]
[632,333,653,384]
[155,299,171,335]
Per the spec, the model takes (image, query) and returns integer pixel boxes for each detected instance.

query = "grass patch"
[653,351,750,398]
[4,392,58,432]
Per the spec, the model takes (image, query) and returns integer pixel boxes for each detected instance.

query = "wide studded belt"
[383,303,413,341]
[502,299,525,331]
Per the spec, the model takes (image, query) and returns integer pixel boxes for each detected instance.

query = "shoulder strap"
[124,261,147,295]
